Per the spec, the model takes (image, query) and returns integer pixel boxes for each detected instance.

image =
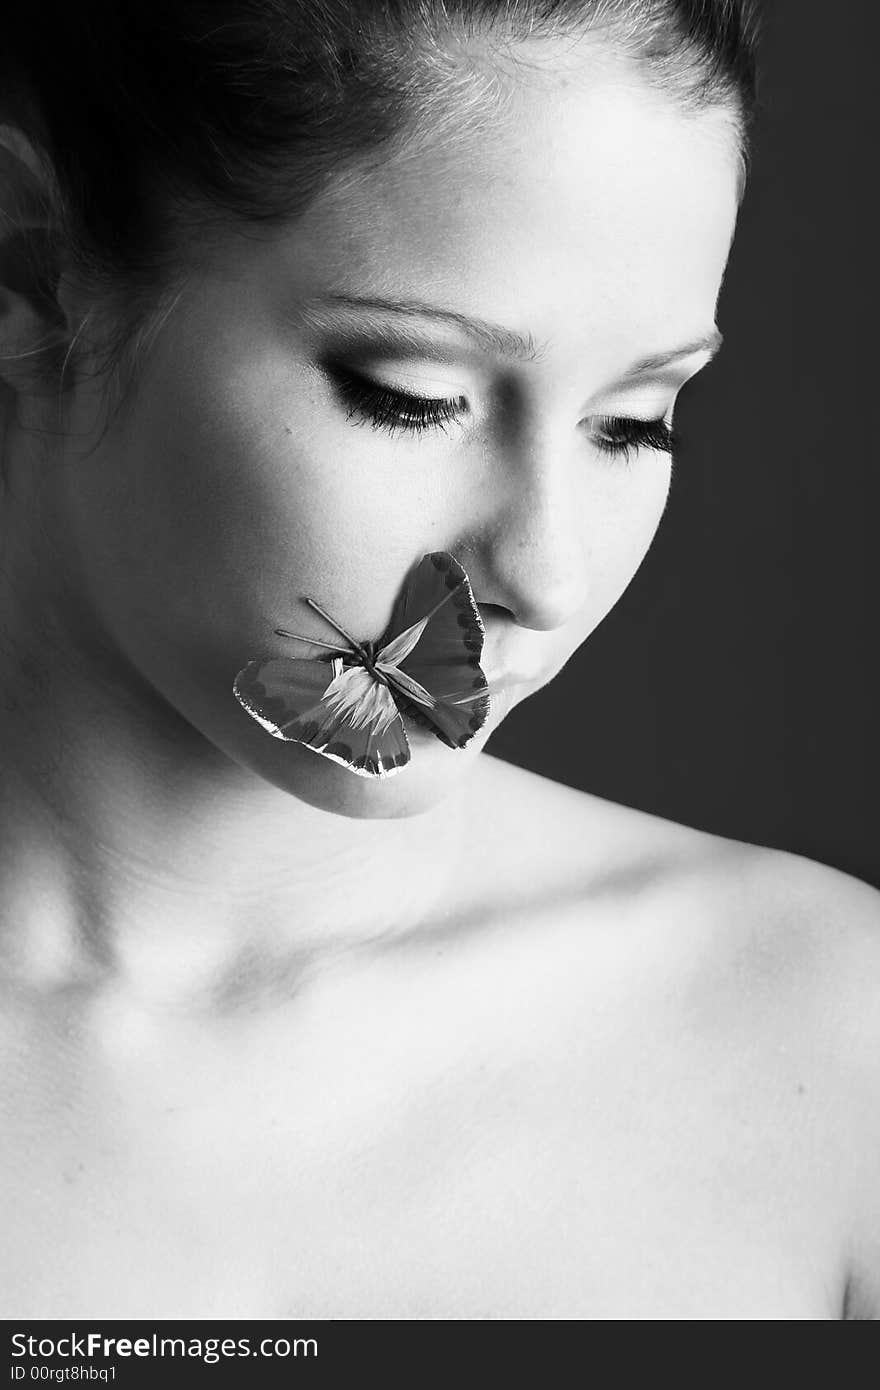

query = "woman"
[1,1,877,1320]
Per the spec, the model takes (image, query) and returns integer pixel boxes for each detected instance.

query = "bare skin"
[2,754,879,1319]
[1,38,878,1319]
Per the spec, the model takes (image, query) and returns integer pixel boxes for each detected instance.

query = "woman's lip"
[480,644,537,692]
[484,670,521,693]
[479,643,537,692]
[474,610,550,692]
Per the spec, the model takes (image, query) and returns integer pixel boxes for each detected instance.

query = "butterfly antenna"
[274,628,352,653]
[302,597,371,662]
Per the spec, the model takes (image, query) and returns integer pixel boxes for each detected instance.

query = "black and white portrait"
[1,0,877,1328]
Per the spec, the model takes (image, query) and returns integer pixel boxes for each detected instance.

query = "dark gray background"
[487,1,878,888]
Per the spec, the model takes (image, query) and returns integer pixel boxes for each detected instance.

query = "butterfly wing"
[379,552,491,750]
[233,657,411,777]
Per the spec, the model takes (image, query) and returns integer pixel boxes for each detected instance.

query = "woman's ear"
[0,123,69,396]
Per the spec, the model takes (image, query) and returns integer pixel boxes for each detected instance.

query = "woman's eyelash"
[329,365,678,458]
[591,414,678,462]
[330,367,466,437]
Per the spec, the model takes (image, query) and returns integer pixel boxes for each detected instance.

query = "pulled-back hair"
[0,0,762,408]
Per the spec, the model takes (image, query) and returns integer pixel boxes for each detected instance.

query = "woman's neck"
[0,571,475,1018]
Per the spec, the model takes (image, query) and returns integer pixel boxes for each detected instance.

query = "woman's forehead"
[262,74,739,362]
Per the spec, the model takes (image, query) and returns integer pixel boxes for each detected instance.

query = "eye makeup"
[325,360,677,461]
[330,364,468,437]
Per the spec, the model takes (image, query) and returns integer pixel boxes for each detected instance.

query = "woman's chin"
[233,713,496,820]
[217,678,525,820]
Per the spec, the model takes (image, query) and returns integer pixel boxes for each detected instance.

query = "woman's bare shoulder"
[476,751,880,925]
[478,753,880,1005]
[473,755,880,1021]
[475,753,880,1315]
[695,844,880,1321]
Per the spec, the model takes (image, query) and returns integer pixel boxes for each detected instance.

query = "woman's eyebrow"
[621,328,724,377]
[305,292,723,377]
[306,292,546,361]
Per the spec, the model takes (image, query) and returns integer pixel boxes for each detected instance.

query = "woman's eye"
[589,413,678,464]
[329,366,468,437]
[327,365,676,462]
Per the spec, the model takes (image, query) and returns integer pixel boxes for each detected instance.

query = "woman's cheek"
[577,458,672,626]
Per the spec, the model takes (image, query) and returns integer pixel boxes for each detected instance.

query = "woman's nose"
[464,429,590,632]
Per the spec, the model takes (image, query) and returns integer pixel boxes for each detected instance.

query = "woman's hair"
[0,0,762,412]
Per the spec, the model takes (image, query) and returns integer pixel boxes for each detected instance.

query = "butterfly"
[233,551,492,778]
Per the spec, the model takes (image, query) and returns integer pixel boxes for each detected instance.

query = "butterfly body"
[233,552,491,778]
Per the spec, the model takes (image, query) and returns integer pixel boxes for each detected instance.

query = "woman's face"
[51,51,740,817]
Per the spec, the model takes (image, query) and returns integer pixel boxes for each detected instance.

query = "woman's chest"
[0,1038,843,1320]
